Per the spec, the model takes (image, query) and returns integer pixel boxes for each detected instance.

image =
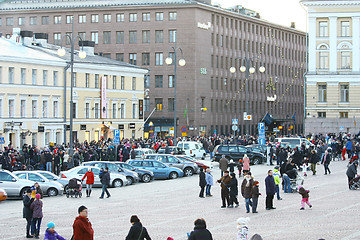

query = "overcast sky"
[214,0,307,32]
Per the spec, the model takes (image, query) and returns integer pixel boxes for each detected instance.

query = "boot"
[86,190,89,197]
[35,230,39,239]
[89,190,92,197]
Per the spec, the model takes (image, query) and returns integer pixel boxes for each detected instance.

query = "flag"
[291,112,296,124]
[183,105,187,118]
[214,129,217,136]
[263,112,273,125]
[354,116,357,129]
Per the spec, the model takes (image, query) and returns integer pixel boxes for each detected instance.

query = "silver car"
[36,171,70,193]
[60,166,128,188]
[14,171,64,197]
[134,148,156,159]
[0,170,34,197]
[145,154,199,176]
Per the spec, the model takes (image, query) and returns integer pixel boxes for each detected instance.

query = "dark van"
[212,144,265,165]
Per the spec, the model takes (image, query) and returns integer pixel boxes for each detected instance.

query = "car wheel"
[64,185,69,194]
[252,157,261,165]
[20,187,31,198]
[201,153,206,160]
[112,179,123,188]
[169,171,178,179]
[47,188,58,197]
[126,176,134,185]
[184,167,194,177]
[79,192,82,198]
[141,174,151,183]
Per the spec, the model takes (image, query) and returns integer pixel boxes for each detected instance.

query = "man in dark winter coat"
[228,172,239,208]
[219,155,228,177]
[188,218,213,240]
[265,170,276,210]
[321,150,331,175]
[99,167,111,199]
[199,168,206,198]
[217,171,231,208]
[23,189,34,238]
[346,161,358,189]
[125,215,151,240]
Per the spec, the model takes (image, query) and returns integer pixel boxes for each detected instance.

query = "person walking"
[81,168,94,197]
[346,161,358,189]
[242,154,250,176]
[273,166,282,200]
[72,206,94,240]
[251,181,261,213]
[30,194,43,239]
[53,152,61,176]
[228,159,237,173]
[321,150,331,175]
[309,149,319,175]
[265,170,276,210]
[44,150,53,172]
[44,222,66,240]
[217,170,231,208]
[205,168,213,197]
[188,218,213,240]
[229,172,239,208]
[241,172,254,213]
[298,186,312,210]
[23,189,34,238]
[219,155,228,177]
[125,215,151,240]
[99,167,111,199]
[199,168,206,198]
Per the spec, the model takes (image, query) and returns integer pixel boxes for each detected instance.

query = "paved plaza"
[1,159,359,240]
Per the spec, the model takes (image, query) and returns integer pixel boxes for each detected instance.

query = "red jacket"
[73,216,94,240]
[82,171,95,184]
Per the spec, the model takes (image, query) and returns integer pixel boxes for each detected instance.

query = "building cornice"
[302,0,360,7]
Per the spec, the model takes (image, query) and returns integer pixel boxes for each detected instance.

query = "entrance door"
[94,131,99,141]
[73,131,77,142]
[85,131,90,142]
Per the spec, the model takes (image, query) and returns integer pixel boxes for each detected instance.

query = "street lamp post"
[57,16,86,163]
[165,45,186,145]
[230,58,265,136]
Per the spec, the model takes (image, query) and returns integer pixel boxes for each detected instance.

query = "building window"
[319,51,329,69]
[341,21,350,37]
[155,98,163,111]
[120,103,125,118]
[91,14,98,23]
[155,12,164,21]
[142,30,150,43]
[132,103,137,119]
[91,32,98,44]
[32,100,37,118]
[42,16,49,25]
[340,112,348,118]
[112,103,117,118]
[129,31,137,43]
[103,14,111,23]
[144,75,150,88]
[21,68,26,84]
[168,52,175,65]
[169,30,176,43]
[85,73,89,88]
[318,84,327,102]
[66,15,73,24]
[155,30,163,43]
[53,101,58,118]
[18,17,25,26]
[103,31,111,44]
[32,69,37,85]
[169,12,177,21]
[113,76,117,89]
[95,103,99,118]
[121,76,125,89]
[85,103,90,119]
[8,99,15,118]
[21,100,26,118]
[341,51,351,69]
[168,98,174,112]
[340,84,349,102]
[155,75,163,88]
[0,67,2,83]
[132,77,136,90]
[319,21,328,37]
[6,17,13,26]
[53,71,58,86]
[78,15,86,23]
[155,52,163,66]
[144,99,150,112]
[116,53,124,61]
[95,74,99,88]
[116,31,124,44]
[8,67,14,84]
[54,33,61,45]
[168,75,174,88]
[142,53,150,65]
[42,70,48,85]
[72,72,77,87]
[116,13,124,22]
[65,32,71,45]
[142,13,150,22]
[129,13,137,22]
[318,112,326,118]
[78,32,86,41]
[42,100,48,118]
[54,16,62,24]
[129,53,137,65]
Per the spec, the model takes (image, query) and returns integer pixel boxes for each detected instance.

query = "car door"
[228,145,241,160]
[91,168,101,186]
[0,171,19,195]
[152,161,167,178]
[76,168,88,182]
[237,146,248,159]
[167,155,183,169]
[156,155,168,165]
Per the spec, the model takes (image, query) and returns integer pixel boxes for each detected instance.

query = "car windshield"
[40,172,58,180]
[120,163,136,171]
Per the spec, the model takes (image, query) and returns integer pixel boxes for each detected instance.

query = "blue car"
[128,160,184,179]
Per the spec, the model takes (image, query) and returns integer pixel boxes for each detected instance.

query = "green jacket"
[273,169,280,185]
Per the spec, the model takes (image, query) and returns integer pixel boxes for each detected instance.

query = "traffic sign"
[181,126,187,133]
[232,119,238,125]
[244,115,252,121]
[113,129,120,145]
[258,122,265,145]
[0,137,4,144]
[232,125,238,131]
[340,126,344,131]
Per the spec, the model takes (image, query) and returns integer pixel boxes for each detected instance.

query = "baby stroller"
[349,176,360,190]
[290,172,304,193]
[66,178,82,198]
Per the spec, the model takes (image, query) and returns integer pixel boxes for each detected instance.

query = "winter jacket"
[205,172,213,186]
[310,153,320,164]
[217,175,231,191]
[241,178,254,198]
[346,163,358,179]
[100,171,110,185]
[30,199,43,218]
[298,187,309,198]
[219,158,228,172]
[265,175,276,195]
[229,177,238,195]
[242,157,250,171]
[82,171,95,185]
[188,223,213,240]
[23,195,33,219]
[72,216,94,240]
[44,228,66,240]
[125,222,151,240]
[273,169,280,185]
[285,169,297,179]
[228,162,237,172]
[199,171,206,187]
[251,185,261,199]
[321,153,331,165]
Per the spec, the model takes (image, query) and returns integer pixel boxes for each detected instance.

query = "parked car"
[134,148,156,159]
[213,144,266,165]
[157,146,185,155]
[274,137,313,149]
[177,141,206,159]
[83,161,140,185]
[177,155,213,170]
[0,188,8,201]
[0,170,33,197]
[128,160,184,179]
[36,171,70,193]
[115,162,154,183]
[60,166,128,188]
[14,171,64,197]
[246,144,267,155]
[144,154,198,176]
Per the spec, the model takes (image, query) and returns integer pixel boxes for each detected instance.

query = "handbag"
[138,226,144,240]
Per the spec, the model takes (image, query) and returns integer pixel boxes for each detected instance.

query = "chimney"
[79,40,95,56]
[34,33,48,47]
[291,22,296,28]
[20,30,34,46]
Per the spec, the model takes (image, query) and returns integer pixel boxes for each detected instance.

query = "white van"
[274,137,312,149]
[177,141,206,159]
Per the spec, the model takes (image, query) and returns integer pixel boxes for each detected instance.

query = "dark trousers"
[31,217,42,236]
[54,164,60,175]
[25,217,32,236]
[199,186,205,197]
[252,198,259,212]
[324,163,331,174]
[229,192,239,205]
[266,194,274,209]
[221,189,230,207]
[348,176,353,189]
[205,185,212,196]
[100,184,110,198]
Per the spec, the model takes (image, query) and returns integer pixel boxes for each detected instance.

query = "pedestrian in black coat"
[125,215,151,240]
[229,172,239,207]
[188,218,213,240]
[199,168,206,198]
[346,161,358,189]
[23,189,34,238]
[265,170,276,210]
[99,167,111,198]
[321,150,331,175]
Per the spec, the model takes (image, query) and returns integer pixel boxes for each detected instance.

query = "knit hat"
[274,166,280,170]
[237,217,250,229]
[31,186,36,191]
[35,194,41,199]
[253,181,259,186]
[47,222,55,229]
[298,185,302,190]
[26,189,32,193]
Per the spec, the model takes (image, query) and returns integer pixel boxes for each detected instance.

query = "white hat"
[237,217,250,229]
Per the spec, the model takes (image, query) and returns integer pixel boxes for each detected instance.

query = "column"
[308,17,317,73]
[329,16,338,72]
[352,17,360,72]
